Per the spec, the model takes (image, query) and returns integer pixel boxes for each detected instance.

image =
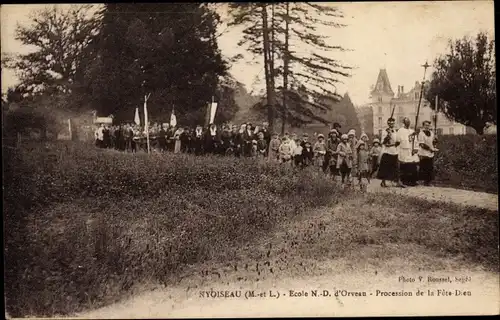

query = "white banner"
[209,102,218,124]
[134,107,140,125]
[170,111,177,127]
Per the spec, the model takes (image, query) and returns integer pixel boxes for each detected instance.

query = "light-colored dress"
[174,129,183,153]
[279,140,293,162]
[336,142,353,169]
[313,141,327,167]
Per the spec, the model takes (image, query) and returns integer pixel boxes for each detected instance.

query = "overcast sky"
[1,1,494,105]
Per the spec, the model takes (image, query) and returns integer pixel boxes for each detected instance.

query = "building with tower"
[358,69,468,138]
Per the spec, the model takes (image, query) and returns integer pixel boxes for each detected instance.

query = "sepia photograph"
[2,1,498,318]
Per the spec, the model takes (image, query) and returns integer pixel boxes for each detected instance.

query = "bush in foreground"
[4,141,340,317]
[433,134,497,193]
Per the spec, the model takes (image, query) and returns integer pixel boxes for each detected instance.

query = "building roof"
[370,69,395,97]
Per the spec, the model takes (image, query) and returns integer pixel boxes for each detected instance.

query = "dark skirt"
[419,156,434,183]
[370,155,379,174]
[400,161,418,186]
[377,153,398,180]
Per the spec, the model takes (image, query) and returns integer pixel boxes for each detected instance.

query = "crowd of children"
[94,121,384,186]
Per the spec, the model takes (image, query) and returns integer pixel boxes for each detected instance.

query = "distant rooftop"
[370,69,394,97]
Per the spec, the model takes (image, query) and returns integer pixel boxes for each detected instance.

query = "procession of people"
[94,117,438,189]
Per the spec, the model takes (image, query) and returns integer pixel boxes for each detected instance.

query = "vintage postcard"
[2,1,498,318]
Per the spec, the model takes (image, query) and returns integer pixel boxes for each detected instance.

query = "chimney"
[398,86,401,96]
[401,86,404,93]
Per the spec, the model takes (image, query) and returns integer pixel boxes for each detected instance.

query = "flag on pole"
[209,101,218,124]
[143,97,149,132]
[134,107,140,125]
[170,106,177,127]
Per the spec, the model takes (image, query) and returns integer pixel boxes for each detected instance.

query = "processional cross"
[411,61,431,150]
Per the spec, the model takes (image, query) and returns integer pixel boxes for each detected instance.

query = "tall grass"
[3,141,340,317]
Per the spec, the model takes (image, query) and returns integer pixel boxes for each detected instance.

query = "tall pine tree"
[274,3,352,128]
[228,3,352,130]
[228,3,277,131]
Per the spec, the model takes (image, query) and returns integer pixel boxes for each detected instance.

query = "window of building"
[378,117,382,126]
[378,96,382,103]
[378,129,383,138]
[378,106,382,114]
[449,127,454,135]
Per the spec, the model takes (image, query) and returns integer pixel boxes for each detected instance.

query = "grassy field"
[4,140,498,317]
[4,141,340,317]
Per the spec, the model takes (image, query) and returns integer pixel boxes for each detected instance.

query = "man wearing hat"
[377,117,400,187]
[242,122,255,157]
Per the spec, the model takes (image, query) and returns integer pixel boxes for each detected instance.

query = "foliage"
[85,3,229,125]
[434,134,497,193]
[273,3,352,126]
[4,4,236,126]
[4,141,339,317]
[425,32,496,134]
[319,92,362,133]
[5,5,100,104]
[227,3,352,128]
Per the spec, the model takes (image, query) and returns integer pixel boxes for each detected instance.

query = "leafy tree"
[4,5,100,102]
[86,3,228,125]
[425,32,495,134]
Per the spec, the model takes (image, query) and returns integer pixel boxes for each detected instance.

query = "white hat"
[348,129,356,136]
[341,134,348,139]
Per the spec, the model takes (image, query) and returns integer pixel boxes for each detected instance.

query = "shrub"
[4,141,340,317]
[434,134,497,193]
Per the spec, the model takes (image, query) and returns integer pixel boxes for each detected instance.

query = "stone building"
[359,69,468,138]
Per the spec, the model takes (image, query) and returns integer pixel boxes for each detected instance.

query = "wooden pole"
[68,119,73,141]
[145,94,151,154]
[412,61,430,151]
[434,95,438,136]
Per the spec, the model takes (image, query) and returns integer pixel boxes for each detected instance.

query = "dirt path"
[366,179,498,211]
[74,186,499,318]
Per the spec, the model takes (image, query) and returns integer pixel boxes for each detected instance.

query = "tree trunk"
[281,2,290,135]
[261,4,275,132]
[472,123,484,135]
